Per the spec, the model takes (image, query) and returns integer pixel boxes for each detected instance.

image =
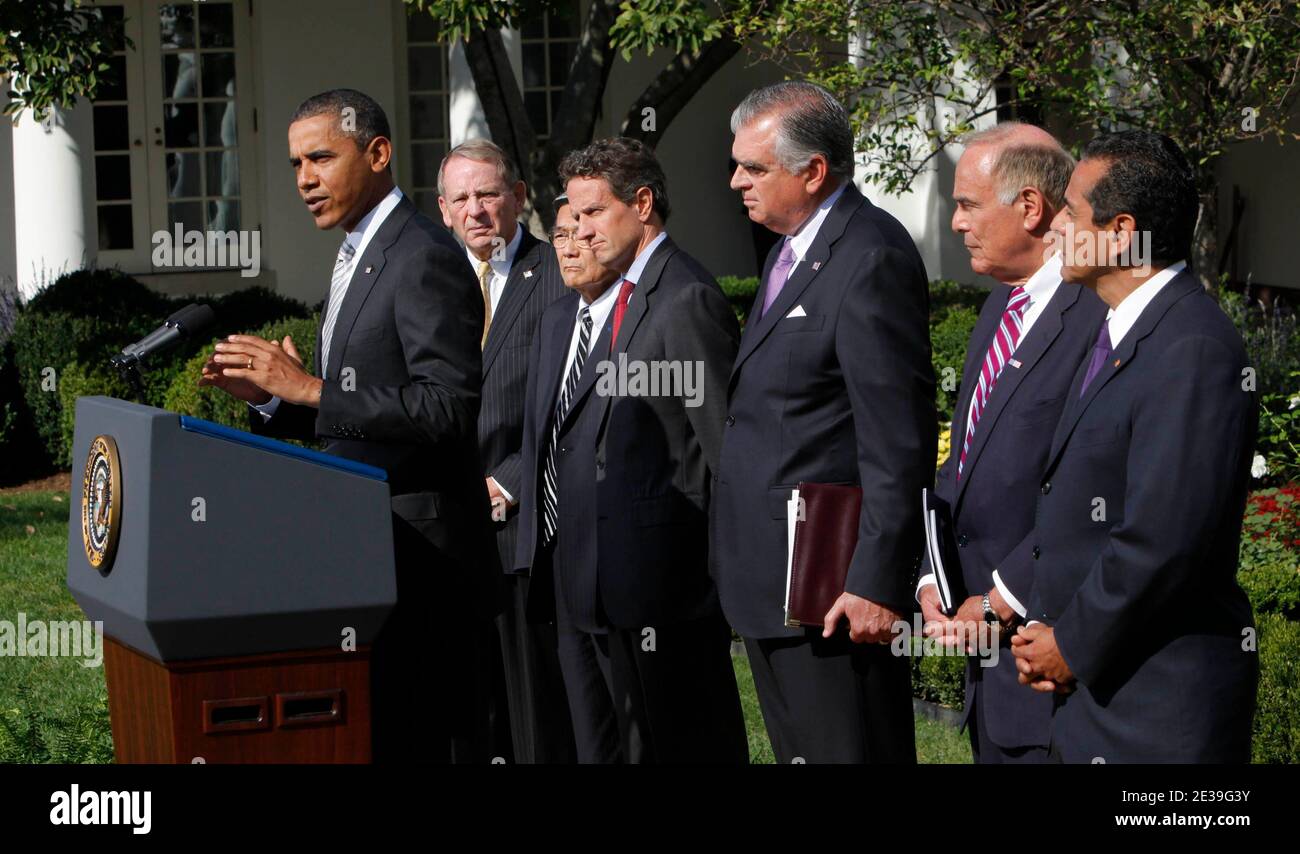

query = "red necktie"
[958,286,1030,479]
[610,278,635,349]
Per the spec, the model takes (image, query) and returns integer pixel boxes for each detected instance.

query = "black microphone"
[110,303,215,373]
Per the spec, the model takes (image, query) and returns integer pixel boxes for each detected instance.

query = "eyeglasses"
[551,230,592,250]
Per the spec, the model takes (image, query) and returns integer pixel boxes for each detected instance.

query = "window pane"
[207,150,239,197]
[549,7,577,38]
[208,200,240,232]
[550,90,564,125]
[96,6,127,52]
[99,55,128,102]
[168,201,204,236]
[164,53,199,99]
[93,105,129,151]
[95,155,132,201]
[409,94,445,140]
[525,91,548,135]
[549,42,573,85]
[406,9,440,43]
[413,191,441,219]
[408,45,444,91]
[159,4,196,49]
[521,17,544,39]
[164,103,200,147]
[522,44,545,89]
[199,2,234,48]
[201,52,236,99]
[410,142,445,189]
[204,101,237,147]
[98,205,133,250]
[166,152,201,198]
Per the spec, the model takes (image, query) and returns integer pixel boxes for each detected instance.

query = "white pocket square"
[786,305,807,318]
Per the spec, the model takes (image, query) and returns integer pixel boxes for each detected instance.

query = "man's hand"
[1011,623,1075,693]
[823,592,902,644]
[199,336,289,405]
[210,334,323,407]
[926,594,994,653]
[485,477,513,523]
[918,583,947,630]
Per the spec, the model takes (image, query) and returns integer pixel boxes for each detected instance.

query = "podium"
[66,396,396,763]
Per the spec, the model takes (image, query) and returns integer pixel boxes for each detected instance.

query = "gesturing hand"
[209,334,322,407]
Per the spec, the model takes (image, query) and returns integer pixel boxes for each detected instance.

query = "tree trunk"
[619,35,742,146]
[1192,184,1219,292]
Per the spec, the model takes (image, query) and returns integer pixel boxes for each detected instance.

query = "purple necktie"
[759,239,797,319]
[1079,321,1113,398]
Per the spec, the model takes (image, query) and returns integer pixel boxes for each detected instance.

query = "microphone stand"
[110,354,148,405]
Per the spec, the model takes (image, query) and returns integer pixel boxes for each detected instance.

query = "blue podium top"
[179,415,388,481]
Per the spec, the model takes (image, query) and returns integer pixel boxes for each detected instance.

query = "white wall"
[1214,113,1300,293]
[0,99,15,297]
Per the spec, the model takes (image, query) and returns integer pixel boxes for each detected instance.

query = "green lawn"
[1,488,969,764]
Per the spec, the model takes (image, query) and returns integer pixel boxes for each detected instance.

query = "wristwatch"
[982,593,1003,631]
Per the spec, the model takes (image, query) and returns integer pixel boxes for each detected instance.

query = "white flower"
[1289,394,1299,410]
[1251,454,1268,479]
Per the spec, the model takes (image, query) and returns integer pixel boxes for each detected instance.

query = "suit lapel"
[730,185,863,383]
[537,293,578,427]
[954,283,1078,509]
[324,196,413,380]
[1046,271,1201,466]
[483,230,544,375]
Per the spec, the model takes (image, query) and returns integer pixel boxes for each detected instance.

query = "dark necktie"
[541,307,593,547]
[1079,321,1113,398]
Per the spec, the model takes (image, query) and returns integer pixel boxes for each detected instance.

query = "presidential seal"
[81,435,122,574]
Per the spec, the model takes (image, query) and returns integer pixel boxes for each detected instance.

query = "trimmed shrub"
[718,275,760,324]
[930,306,979,420]
[56,362,133,467]
[1253,612,1300,764]
[911,648,966,710]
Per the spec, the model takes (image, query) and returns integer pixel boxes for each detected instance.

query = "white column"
[12,105,91,300]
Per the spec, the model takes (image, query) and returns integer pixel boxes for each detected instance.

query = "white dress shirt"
[466,224,523,315]
[253,186,405,421]
[781,182,848,280]
[1105,260,1186,347]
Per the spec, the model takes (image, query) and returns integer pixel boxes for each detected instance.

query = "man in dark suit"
[202,89,497,763]
[713,82,936,763]
[438,139,575,764]
[513,138,748,763]
[1012,130,1258,762]
[917,122,1106,764]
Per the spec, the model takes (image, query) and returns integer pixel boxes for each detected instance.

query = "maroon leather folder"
[784,482,863,628]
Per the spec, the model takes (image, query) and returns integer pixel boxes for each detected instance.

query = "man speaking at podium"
[200,89,498,764]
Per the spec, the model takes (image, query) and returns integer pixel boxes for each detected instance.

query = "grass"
[0,487,970,764]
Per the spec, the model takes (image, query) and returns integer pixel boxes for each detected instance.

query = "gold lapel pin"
[1113,358,1121,367]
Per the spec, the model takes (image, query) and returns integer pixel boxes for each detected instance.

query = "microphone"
[110,303,216,374]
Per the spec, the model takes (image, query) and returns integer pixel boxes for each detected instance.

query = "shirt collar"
[623,231,669,286]
[1018,252,1063,305]
[788,181,848,261]
[344,186,404,258]
[1105,260,1187,347]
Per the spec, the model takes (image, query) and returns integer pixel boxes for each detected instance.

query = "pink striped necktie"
[958,286,1030,479]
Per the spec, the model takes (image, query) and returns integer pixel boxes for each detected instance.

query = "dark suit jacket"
[929,277,1106,749]
[477,229,568,571]
[252,193,499,617]
[711,184,937,639]
[1025,269,1258,763]
[513,236,741,633]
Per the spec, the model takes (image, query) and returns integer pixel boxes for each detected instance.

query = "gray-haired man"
[712,82,936,763]
[920,122,1106,763]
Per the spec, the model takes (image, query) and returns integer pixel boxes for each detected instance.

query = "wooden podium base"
[103,636,373,763]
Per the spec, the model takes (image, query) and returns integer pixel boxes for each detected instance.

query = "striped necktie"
[958,286,1030,479]
[319,237,357,379]
[541,307,593,547]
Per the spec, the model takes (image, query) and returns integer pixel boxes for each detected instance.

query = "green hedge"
[1253,612,1300,763]
[6,269,310,469]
